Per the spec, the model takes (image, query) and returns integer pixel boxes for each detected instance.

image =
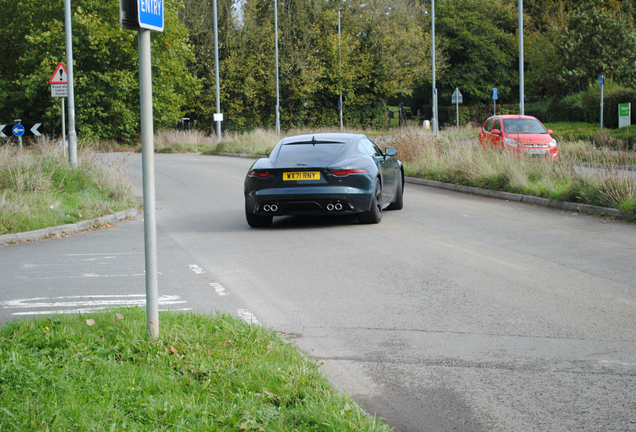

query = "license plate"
[283,171,321,181]
[528,149,546,155]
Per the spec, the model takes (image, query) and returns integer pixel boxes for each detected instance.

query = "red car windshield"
[503,119,547,134]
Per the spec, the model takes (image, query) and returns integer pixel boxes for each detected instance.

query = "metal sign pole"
[338,9,343,130]
[64,0,77,166]
[600,76,604,132]
[519,0,524,115]
[456,100,459,131]
[139,28,159,339]
[274,0,280,135]
[213,0,222,140]
[62,98,66,158]
[432,0,437,138]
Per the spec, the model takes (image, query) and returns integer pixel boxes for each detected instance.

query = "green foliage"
[555,0,636,93]
[435,0,519,105]
[0,0,199,144]
[181,0,431,132]
[0,308,392,431]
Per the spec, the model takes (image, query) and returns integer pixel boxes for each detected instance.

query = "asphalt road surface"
[1,153,635,431]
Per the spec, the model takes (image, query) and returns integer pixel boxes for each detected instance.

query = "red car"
[478,115,558,161]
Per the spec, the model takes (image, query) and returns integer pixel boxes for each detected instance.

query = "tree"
[434,0,518,105]
[555,0,636,93]
[0,0,199,144]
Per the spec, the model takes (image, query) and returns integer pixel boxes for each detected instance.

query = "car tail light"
[248,170,274,179]
[328,169,369,177]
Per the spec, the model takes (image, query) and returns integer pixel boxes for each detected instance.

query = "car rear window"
[277,143,345,165]
[503,119,547,134]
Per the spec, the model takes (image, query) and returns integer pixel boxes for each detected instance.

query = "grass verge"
[0,308,391,431]
[0,139,138,235]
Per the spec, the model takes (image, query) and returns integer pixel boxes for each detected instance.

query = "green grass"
[0,140,138,235]
[0,308,392,431]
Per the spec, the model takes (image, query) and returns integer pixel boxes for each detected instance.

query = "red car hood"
[506,134,553,146]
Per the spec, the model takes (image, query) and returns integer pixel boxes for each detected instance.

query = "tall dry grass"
[0,137,137,234]
[386,125,636,214]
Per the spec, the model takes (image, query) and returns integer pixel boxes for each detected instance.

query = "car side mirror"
[547,130,554,135]
[491,129,501,135]
[384,146,398,157]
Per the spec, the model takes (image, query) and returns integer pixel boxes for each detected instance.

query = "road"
[1,153,635,431]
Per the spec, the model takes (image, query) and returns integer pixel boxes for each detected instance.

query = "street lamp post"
[432,0,438,138]
[338,8,343,130]
[64,0,77,165]
[519,0,524,115]
[213,0,222,139]
[274,0,281,135]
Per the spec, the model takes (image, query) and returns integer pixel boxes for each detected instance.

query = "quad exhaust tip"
[263,203,279,212]
[326,202,344,212]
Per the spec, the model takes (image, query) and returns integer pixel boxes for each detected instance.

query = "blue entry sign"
[493,88,498,100]
[138,0,163,32]
[12,124,25,137]
[599,75,604,87]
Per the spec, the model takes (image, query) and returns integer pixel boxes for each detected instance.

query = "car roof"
[279,133,365,145]
[494,115,540,120]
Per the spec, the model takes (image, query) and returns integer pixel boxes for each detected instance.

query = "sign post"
[120,0,164,339]
[599,75,604,132]
[452,88,463,131]
[13,120,24,149]
[493,88,498,115]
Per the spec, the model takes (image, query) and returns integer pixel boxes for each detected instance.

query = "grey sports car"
[244,133,404,227]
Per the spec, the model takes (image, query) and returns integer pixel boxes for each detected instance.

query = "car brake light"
[248,170,274,179]
[328,169,369,177]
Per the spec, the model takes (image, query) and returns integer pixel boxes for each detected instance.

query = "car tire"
[245,209,273,228]
[358,178,382,224]
[386,172,403,210]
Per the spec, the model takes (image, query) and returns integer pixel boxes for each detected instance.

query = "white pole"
[600,78,604,132]
[274,0,280,135]
[456,100,459,131]
[62,98,66,157]
[519,0,524,115]
[64,0,77,166]
[432,0,437,138]
[339,9,343,130]
[213,0,222,139]
[138,29,159,339]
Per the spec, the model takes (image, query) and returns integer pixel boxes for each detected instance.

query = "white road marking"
[237,308,260,325]
[0,295,187,316]
[210,282,229,296]
[189,264,206,274]
[13,307,192,316]
[79,272,162,278]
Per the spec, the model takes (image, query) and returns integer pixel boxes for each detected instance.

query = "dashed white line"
[237,308,260,325]
[209,282,229,296]
[189,264,206,274]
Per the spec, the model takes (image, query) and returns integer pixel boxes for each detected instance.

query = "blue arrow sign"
[12,124,25,137]
[138,0,164,31]
[493,88,498,100]
[599,75,604,87]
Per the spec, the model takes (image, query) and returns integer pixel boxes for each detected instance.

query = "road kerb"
[0,208,139,246]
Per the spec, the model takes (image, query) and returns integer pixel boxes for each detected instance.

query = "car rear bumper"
[245,186,373,216]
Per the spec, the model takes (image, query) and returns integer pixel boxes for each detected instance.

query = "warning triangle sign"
[49,63,68,84]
